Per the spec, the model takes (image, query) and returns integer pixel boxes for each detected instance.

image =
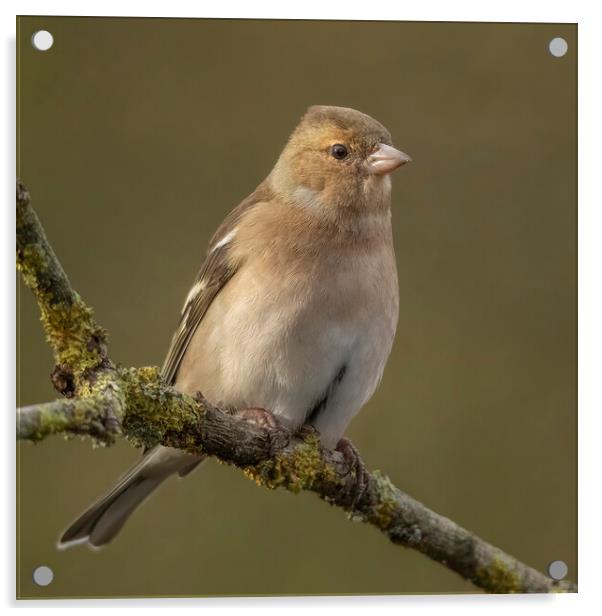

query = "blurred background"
[16,17,576,598]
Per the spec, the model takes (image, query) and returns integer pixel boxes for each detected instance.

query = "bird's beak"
[366,144,412,175]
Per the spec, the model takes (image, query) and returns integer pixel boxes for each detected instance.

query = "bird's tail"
[58,445,204,549]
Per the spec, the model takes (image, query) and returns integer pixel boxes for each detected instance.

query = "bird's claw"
[236,407,289,454]
[336,437,370,508]
[236,407,281,431]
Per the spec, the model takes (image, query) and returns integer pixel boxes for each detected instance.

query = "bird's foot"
[236,407,281,431]
[236,407,290,454]
[336,437,370,508]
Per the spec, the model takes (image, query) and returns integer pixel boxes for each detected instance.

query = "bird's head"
[269,105,411,215]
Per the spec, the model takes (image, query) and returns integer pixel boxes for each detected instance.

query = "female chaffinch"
[60,105,411,548]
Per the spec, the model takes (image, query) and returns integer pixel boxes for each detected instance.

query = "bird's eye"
[330,144,348,160]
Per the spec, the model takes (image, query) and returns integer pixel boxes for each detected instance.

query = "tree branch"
[16,180,576,594]
[16,180,110,397]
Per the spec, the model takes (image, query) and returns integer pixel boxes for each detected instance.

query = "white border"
[3,1,601,614]
[0,0,590,22]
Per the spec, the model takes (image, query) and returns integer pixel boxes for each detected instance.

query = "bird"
[59,105,411,548]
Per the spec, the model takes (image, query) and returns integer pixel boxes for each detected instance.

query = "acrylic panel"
[16,16,577,598]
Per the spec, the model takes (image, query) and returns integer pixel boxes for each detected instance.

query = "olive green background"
[16,17,577,598]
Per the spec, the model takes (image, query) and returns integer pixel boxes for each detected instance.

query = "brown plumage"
[59,105,411,548]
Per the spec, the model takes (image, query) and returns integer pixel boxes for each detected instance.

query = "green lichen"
[475,557,522,593]
[120,366,205,453]
[244,433,339,493]
[18,388,121,447]
[24,402,71,442]
[18,243,108,382]
[369,470,399,529]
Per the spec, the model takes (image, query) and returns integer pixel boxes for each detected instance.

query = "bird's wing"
[160,184,271,385]
[160,241,237,385]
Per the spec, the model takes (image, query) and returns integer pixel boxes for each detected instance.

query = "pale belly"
[175,246,398,446]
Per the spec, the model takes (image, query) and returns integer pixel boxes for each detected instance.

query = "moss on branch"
[244,432,340,493]
[16,180,109,394]
[17,375,124,445]
[121,366,206,452]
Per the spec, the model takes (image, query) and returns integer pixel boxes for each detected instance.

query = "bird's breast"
[176,218,399,433]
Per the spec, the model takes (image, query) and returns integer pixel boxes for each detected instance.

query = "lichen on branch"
[16,180,109,394]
